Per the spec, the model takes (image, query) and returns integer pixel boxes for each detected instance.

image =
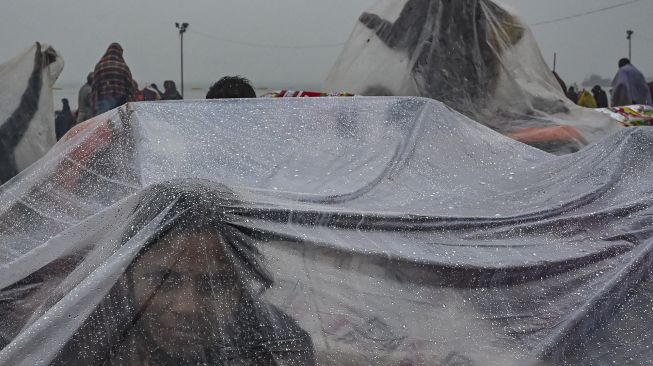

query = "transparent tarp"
[0,43,63,183]
[325,0,622,153]
[0,98,652,365]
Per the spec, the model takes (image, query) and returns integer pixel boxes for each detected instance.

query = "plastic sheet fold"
[0,98,652,365]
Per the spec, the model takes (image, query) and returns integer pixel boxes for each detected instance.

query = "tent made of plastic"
[0,43,64,184]
[0,98,652,365]
[324,0,622,154]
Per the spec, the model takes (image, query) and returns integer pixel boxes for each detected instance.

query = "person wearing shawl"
[611,58,652,107]
[92,43,137,116]
[162,80,183,100]
[55,98,74,140]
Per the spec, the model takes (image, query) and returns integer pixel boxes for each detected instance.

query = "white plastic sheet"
[0,43,64,183]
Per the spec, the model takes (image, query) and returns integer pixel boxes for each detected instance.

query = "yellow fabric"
[577,91,598,108]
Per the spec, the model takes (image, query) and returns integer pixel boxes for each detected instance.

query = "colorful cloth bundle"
[599,105,653,126]
[262,90,354,98]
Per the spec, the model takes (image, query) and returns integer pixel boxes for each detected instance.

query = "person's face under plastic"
[131,228,242,354]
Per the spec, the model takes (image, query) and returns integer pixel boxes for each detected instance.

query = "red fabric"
[263,90,354,98]
[509,125,587,145]
[60,119,114,191]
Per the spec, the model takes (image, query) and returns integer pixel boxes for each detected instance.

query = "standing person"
[206,76,257,99]
[76,72,94,124]
[611,58,652,107]
[162,80,183,100]
[567,86,579,104]
[577,90,597,108]
[150,83,164,97]
[141,83,162,101]
[591,85,609,108]
[91,43,137,115]
[55,99,74,140]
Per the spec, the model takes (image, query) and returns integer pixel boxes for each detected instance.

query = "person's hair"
[87,72,93,85]
[206,76,256,99]
[123,180,273,287]
[619,58,630,68]
[163,80,176,90]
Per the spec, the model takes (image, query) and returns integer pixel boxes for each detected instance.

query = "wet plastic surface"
[325,0,622,154]
[0,98,652,365]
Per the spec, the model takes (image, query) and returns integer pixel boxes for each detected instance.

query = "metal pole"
[627,30,633,60]
[175,22,189,98]
[180,32,184,98]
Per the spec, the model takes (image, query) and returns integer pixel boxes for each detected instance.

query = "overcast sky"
[1,0,652,90]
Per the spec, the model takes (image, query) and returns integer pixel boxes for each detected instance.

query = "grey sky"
[1,0,652,90]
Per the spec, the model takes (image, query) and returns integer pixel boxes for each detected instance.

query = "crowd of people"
[54,42,257,140]
[55,43,653,141]
[561,58,653,109]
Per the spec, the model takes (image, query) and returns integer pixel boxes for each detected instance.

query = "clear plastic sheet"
[0,98,652,365]
[0,43,64,183]
[324,0,622,154]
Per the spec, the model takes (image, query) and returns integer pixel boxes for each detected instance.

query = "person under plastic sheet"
[611,58,653,107]
[17,180,314,365]
[356,0,525,114]
[591,85,609,109]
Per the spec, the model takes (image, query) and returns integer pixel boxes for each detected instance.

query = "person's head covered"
[206,76,256,99]
[46,179,313,365]
[163,80,177,91]
[105,42,124,57]
[121,181,273,356]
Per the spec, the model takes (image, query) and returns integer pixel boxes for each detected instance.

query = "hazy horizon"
[2,0,652,91]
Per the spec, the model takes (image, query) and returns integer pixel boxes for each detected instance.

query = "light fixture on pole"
[175,22,189,98]
[627,30,633,60]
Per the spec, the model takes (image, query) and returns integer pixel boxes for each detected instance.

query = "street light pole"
[175,22,189,98]
[627,30,633,60]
